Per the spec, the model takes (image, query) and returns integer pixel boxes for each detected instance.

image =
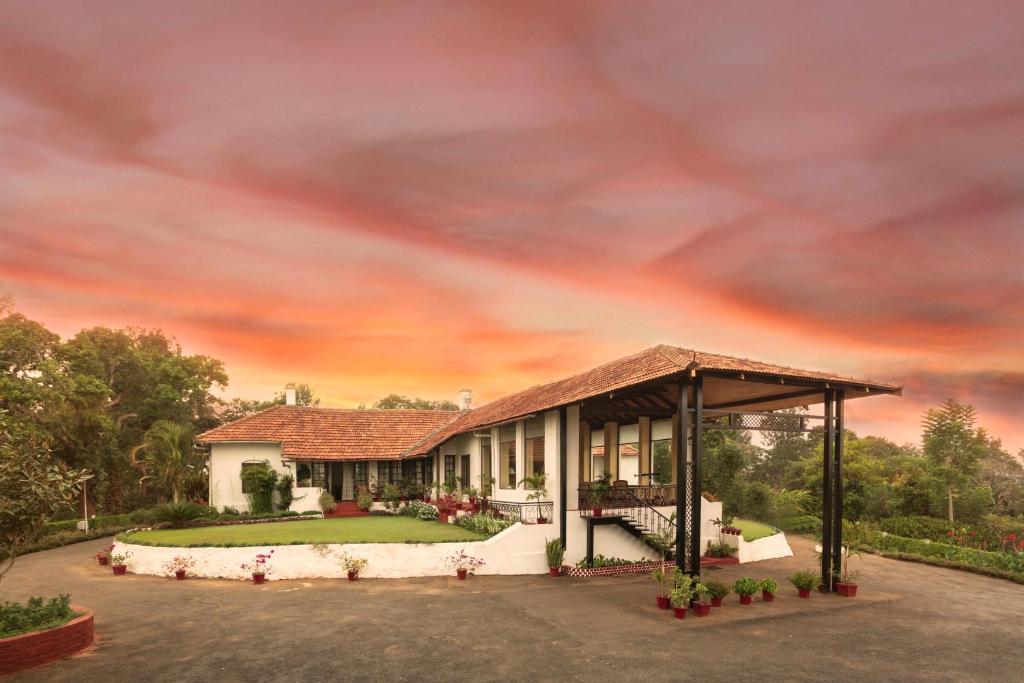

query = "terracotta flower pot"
[347,571,358,581]
[592,508,603,518]
[836,582,858,597]
[537,517,548,525]
[673,606,687,619]
[253,573,266,584]
[798,588,811,598]
[549,567,561,577]
[457,569,468,580]
[97,555,109,566]
[739,594,752,605]
[439,513,449,524]
[710,596,723,607]
[695,603,711,617]
[469,497,477,505]
[656,595,670,610]
[762,591,775,602]
[112,565,127,576]
[175,570,187,580]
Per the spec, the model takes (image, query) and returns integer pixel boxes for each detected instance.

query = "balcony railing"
[577,484,677,511]
[479,499,553,524]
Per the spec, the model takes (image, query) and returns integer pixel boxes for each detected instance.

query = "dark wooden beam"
[675,381,687,571]
[704,388,824,411]
[821,390,835,592]
[831,391,845,585]
[689,376,703,578]
[559,407,568,550]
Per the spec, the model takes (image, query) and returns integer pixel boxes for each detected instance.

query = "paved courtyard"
[5,535,1023,682]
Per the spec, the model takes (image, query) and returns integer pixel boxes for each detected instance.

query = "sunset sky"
[1,1,1021,451]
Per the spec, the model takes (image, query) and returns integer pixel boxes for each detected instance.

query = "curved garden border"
[0,606,94,676]
[113,522,552,579]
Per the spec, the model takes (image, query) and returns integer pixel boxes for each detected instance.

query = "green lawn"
[733,518,779,542]
[120,517,486,547]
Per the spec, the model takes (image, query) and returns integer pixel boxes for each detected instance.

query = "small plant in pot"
[110,551,132,575]
[588,474,611,517]
[445,548,485,580]
[319,491,337,516]
[693,583,713,617]
[339,552,368,581]
[520,473,548,523]
[733,577,758,604]
[646,513,677,609]
[836,546,860,597]
[464,485,479,506]
[669,572,702,620]
[241,549,275,584]
[545,538,565,576]
[356,490,374,512]
[96,544,113,566]
[703,579,730,607]
[759,577,779,602]
[789,569,818,598]
[163,555,196,580]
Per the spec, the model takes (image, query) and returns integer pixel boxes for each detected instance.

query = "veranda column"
[559,407,568,548]
[689,375,704,579]
[821,390,835,592]
[674,381,688,571]
[831,390,846,585]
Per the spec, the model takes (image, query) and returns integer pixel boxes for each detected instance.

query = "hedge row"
[850,528,1024,576]
[44,515,134,534]
[877,515,1024,551]
[16,527,134,557]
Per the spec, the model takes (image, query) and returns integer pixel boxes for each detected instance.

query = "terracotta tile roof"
[196,405,460,461]
[406,345,899,455]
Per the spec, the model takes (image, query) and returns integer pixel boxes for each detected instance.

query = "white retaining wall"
[114,522,554,580]
[722,529,794,563]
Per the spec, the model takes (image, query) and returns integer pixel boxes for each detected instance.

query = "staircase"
[581,486,686,563]
[323,501,369,518]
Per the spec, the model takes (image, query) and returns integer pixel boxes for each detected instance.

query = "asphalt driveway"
[5,535,1023,682]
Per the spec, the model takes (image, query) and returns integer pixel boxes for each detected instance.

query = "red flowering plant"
[241,549,275,577]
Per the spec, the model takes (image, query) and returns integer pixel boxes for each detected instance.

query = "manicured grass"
[733,518,779,542]
[120,517,486,547]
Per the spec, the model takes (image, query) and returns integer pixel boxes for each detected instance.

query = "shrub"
[153,502,216,528]
[849,527,1024,575]
[275,474,294,512]
[319,491,336,513]
[456,512,514,536]
[789,570,819,591]
[0,595,75,638]
[576,554,644,569]
[357,491,374,511]
[242,463,278,514]
[545,538,565,568]
[704,540,736,558]
[339,552,368,575]
[221,506,240,516]
[759,577,779,596]
[778,514,821,534]
[733,577,759,596]
[703,580,730,600]
[44,514,133,534]
[408,500,438,521]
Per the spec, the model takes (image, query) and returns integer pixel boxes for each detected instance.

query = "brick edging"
[563,560,665,578]
[0,605,94,676]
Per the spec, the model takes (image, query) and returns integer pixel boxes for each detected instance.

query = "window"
[379,461,402,485]
[296,462,312,488]
[619,440,639,484]
[652,439,672,484]
[590,444,605,481]
[353,462,368,491]
[460,454,470,488]
[444,455,456,486]
[311,462,326,488]
[525,436,544,477]
[480,438,492,493]
[499,424,516,489]
[402,459,425,485]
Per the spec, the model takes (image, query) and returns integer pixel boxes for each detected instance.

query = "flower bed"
[849,528,1024,577]
[0,607,93,676]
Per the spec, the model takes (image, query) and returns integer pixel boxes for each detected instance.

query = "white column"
[544,410,560,528]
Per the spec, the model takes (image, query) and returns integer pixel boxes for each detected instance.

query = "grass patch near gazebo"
[120,517,486,547]
[733,518,779,542]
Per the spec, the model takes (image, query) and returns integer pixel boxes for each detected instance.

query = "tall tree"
[131,420,201,503]
[372,394,459,411]
[922,399,987,522]
[217,383,320,423]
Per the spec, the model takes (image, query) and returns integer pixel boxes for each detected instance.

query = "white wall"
[209,443,286,513]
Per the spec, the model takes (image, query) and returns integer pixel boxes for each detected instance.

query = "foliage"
[338,552,368,574]
[545,538,565,568]
[275,474,294,512]
[456,512,514,536]
[645,511,677,596]
[704,541,736,558]
[702,580,730,599]
[44,513,133,534]
[153,501,216,528]
[839,547,860,583]
[110,551,132,566]
[520,473,547,503]
[669,571,704,608]
[759,577,779,596]
[407,500,438,521]
[130,420,201,503]
[444,548,485,573]
[381,483,402,510]
[318,491,337,513]
[242,463,278,514]
[0,419,90,587]
[788,570,819,591]
[371,394,459,411]
[847,526,1023,575]
[357,491,374,511]
[777,515,820,534]
[15,527,135,558]
[575,554,645,569]
[463,485,478,499]
[588,474,611,507]
[922,399,988,522]
[162,555,196,575]
[219,383,320,423]
[240,549,275,576]
[732,577,759,596]
[0,595,75,638]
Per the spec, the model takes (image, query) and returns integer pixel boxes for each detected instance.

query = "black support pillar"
[674,381,688,571]
[689,375,703,579]
[821,390,836,592]
[559,406,568,549]
[831,390,845,585]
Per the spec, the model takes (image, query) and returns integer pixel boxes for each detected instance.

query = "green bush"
[850,528,1024,575]
[0,595,75,638]
[778,515,820,534]
[733,577,759,596]
[456,512,514,536]
[788,570,819,591]
[275,474,294,512]
[242,464,278,514]
[408,500,437,521]
[44,514,133,534]
[576,554,644,569]
[16,527,135,557]
[153,502,216,528]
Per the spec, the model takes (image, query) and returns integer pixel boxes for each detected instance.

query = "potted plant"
[703,580,729,607]
[163,555,196,580]
[588,474,611,517]
[669,572,701,619]
[356,490,374,512]
[836,546,860,597]
[381,483,401,511]
[789,569,818,598]
[241,549,275,584]
[693,583,713,617]
[464,486,479,507]
[96,544,113,566]
[545,538,564,577]
[110,551,131,575]
[760,577,779,602]
[319,491,336,516]
[339,552,368,581]
[445,549,485,580]
[370,476,381,502]
[733,577,758,604]
[520,473,547,523]
[646,512,677,609]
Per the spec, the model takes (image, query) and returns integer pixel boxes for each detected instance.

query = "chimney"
[458,388,472,411]
[285,383,297,406]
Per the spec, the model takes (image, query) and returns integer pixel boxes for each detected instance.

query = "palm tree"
[131,420,198,503]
